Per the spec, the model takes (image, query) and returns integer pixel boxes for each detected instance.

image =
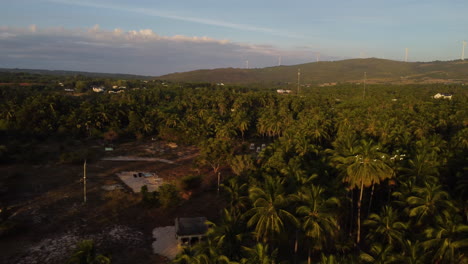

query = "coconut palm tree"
[394,240,430,264]
[240,243,277,264]
[364,206,407,247]
[67,240,110,264]
[222,177,250,216]
[246,176,298,244]
[295,185,340,264]
[422,216,468,264]
[332,138,394,243]
[407,182,455,226]
[359,243,397,264]
[206,209,247,260]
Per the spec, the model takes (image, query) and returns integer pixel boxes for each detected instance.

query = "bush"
[180,174,203,192]
[158,183,181,209]
[141,185,160,207]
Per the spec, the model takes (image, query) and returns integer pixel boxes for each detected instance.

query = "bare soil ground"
[0,140,226,264]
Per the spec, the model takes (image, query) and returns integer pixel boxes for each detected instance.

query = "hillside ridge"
[156,58,468,84]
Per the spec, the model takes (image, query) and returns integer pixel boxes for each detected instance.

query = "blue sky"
[1,0,467,75]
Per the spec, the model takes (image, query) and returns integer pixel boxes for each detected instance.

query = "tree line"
[0,77,467,263]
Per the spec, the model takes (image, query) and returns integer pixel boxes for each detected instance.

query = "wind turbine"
[278,56,282,66]
[316,52,320,62]
[462,40,467,61]
[297,68,301,94]
[405,48,409,62]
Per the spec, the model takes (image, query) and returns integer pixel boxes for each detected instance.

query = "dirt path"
[102,156,176,164]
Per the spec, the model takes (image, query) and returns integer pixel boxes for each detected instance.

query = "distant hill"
[0,68,151,80]
[157,58,468,85]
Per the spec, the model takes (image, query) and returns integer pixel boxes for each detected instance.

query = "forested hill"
[0,68,151,80]
[157,58,468,84]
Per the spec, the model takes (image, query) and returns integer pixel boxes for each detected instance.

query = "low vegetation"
[0,70,467,263]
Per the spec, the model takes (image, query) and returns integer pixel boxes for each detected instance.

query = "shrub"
[141,185,160,207]
[158,183,181,209]
[180,174,203,191]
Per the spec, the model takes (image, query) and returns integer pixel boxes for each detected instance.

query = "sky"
[1,0,467,76]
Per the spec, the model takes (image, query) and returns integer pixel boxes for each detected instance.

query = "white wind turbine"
[462,40,467,61]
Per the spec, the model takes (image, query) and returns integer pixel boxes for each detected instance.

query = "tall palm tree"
[295,185,340,264]
[246,176,298,244]
[332,138,394,243]
[364,206,407,247]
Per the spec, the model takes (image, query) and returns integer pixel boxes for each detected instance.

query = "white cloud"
[44,0,303,39]
[0,25,328,75]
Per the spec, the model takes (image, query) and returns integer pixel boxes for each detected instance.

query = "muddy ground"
[0,140,226,264]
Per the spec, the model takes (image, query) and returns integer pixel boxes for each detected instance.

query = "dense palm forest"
[1,76,467,263]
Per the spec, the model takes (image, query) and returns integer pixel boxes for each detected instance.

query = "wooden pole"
[217,172,220,196]
[83,159,87,204]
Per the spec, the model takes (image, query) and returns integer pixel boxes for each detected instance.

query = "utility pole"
[217,172,221,196]
[297,68,301,95]
[462,40,467,61]
[83,159,87,204]
[363,72,367,99]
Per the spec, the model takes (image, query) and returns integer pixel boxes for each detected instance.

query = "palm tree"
[395,240,430,264]
[407,182,455,226]
[332,138,394,243]
[173,246,198,264]
[67,240,110,264]
[319,254,340,264]
[229,155,255,177]
[206,209,247,260]
[240,243,277,264]
[176,239,238,264]
[246,176,298,244]
[295,185,340,264]
[422,216,468,264]
[359,243,397,264]
[364,206,407,247]
[222,177,250,216]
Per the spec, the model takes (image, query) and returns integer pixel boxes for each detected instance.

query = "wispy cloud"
[0,25,324,75]
[45,0,302,39]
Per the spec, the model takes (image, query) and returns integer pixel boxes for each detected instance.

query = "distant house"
[319,82,337,87]
[277,89,292,94]
[175,217,208,245]
[433,93,452,100]
[92,86,105,93]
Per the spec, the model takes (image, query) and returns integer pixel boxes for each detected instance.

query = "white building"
[433,93,452,100]
[92,86,105,93]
